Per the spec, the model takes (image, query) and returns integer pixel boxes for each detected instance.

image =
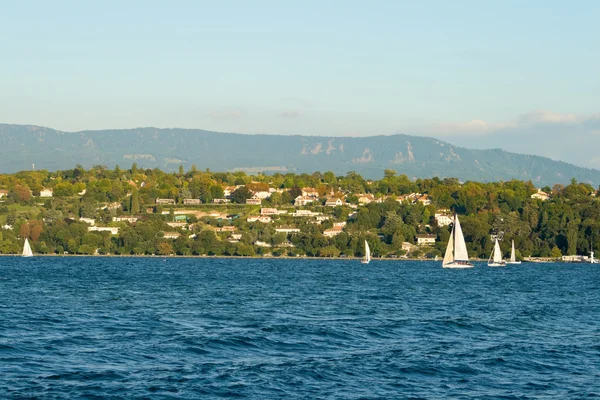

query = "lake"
[1,257,599,398]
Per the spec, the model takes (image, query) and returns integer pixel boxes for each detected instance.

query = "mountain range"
[1,123,598,187]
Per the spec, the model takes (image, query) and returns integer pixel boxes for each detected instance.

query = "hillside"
[1,123,598,186]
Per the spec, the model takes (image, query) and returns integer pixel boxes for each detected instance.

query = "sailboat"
[506,240,521,265]
[442,214,473,268]
[22,238,33,258]
[361,240,371,264]
[488,238,506,267]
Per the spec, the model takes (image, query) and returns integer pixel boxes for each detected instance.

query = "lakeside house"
[79,218,96,225]
[324,225,344,237]
[213,198,231,204]
[416,234,436,246]
[260,208,286,215]
[245,197,262,205]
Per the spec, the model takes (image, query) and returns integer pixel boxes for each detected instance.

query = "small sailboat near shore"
[361,240,371,264]
[442,214,473,268]
[488,238,506,267]
[506,240,521,265]
[22,238,33,258]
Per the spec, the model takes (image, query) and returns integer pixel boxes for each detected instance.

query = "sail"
[22,238,33,257]
[510,240,516,263]
[365,240,371,262]
[493,239,503,263]
[442,228,455,266]
[452,215,469,261]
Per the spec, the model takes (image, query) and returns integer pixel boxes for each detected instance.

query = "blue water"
[1,258,599,399]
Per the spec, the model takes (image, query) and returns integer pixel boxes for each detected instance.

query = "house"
[434,213,453,227]
[416,234,436,246]
[213,198,231,204]
[246,197,262,205]
[40,188,53,197]
[333,221,346,228]
[402,242,413,253]
[357,194,376,204]
[531,189,550,201]
[252,191,271,199]
[230,233,242,241]
[416,194,432,206]
[275,226,301,234]
[79,217,96,225]
[223,186,237,198]
[0,190,8,198]
[294,195,315,206]
[156,198,176,205]
[106,202,121,210]
[291,210,321,217]
[88,226,120,235]
[302,187,319,198]
[247,215,272,223]
[166,222,189,229]
[255,240,272,247]
[162,232,181,239]
[113,216,138,223]
[183,198,202,205]
[323,226,344,237]
[325,197,344,207]
[215,226,237,233]
[260,208,279,215]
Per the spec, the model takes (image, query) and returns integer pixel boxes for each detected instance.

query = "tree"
[550,246,562,259]
[130,187,140,214]
[157,242,173,255]
[232,186,252,204]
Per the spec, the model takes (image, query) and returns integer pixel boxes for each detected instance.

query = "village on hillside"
[0,165,594,260]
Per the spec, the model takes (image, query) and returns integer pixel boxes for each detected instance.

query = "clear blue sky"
[1,0,598,137]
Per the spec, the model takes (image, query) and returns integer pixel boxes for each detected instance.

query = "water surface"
[1,257,599,398]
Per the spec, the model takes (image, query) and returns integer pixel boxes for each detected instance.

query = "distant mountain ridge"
[1,123,598,186]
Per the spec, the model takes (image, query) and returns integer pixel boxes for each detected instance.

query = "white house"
[79,218,96,225]
[183,198,202,205]
[88,226,120,235]
[275,226,301,234]
[323,226,344,237]
[0,190,8,198]
[156,198,175,205]
[531,189,550,201]
[113,216,138,223]
[325,197,344,207]
[434,213,453,227]
[246,197,262,205]
[295,196,315,206]
[416,234,436,246]
[162,232,181,239]
[40,188,53,197]
[247,215,272,223]
[302,187,319,198]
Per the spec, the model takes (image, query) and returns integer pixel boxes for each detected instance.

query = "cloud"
[414,111,595,137]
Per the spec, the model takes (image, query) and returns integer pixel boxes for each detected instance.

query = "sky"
[1,1,599,166]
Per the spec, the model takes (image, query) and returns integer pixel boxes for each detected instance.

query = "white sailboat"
[506,240,521,265]
[22,238,33,258]
[361,240,371,264]
[488,238,506,267]
[442,214,473,268]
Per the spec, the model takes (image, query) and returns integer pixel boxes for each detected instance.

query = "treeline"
[0,164,598,259]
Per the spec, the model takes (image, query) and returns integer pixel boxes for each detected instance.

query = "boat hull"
[506,261,521,265]
[442,262,474,269]
[488,262,506,267]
